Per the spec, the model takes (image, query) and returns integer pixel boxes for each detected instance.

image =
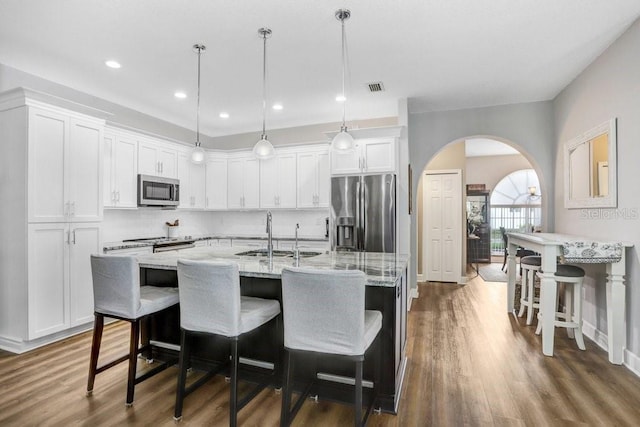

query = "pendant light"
[253,28,276,160]
[190,44,206,164]
[331,9,355,152]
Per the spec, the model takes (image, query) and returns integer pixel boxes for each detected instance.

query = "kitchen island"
[137,246,408,413]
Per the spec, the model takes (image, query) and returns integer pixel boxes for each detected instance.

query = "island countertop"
[137,246,408,287]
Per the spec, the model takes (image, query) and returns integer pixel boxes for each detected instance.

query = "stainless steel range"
[122,236,196,253]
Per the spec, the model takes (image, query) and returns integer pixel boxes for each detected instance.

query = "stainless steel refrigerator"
[330,174,396,252]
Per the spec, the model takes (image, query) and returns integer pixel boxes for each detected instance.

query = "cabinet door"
[243,158,260,208]
[113,136,138,207]
[103,133,115,207]
[206,157,227,209]
[296,152,317,208]
[277,153,297,208]
[28,108,67,222]
[28,223,69,339]
[227,158,244,209]
[157,146,177,178]
[330,144,361,175]
[68,119,103,221]
[177,152,192,208]
[191,162,206,209]
[69,223,101,326]
[316,150,330,207]
[138,140,159,176]
[259,157,278,208]
[362,139,395,173]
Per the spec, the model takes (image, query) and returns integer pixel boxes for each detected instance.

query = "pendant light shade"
[253,28,276,160]
[331,9,355,152]
[191,44,206,164]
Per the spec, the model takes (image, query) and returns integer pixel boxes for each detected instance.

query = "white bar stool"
[280,267,382,427]
[87,255,180,406]
[174,260,281,426]
[535,264,586,350]
[519,255,541,325]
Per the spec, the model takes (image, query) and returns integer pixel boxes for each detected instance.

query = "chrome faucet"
[293,223,300,260]
[266,211,273,259]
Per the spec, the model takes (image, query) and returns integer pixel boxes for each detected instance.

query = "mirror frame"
[564,118,617,209]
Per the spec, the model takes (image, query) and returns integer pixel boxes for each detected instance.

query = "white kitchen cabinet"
[330,138,396,175]
[103,130,138,208]
[138,139,177,178]
[28,107,104,222]
[27,222,101,339]
[227,154,260,209]
[205,154,228,210]
[296,147,330,208]
[177,151,206,209]
[260,151,297,209]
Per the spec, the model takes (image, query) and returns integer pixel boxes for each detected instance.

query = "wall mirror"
[564,118,617,209]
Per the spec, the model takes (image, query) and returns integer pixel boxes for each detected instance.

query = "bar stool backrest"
[90,255,141,319]
[177,259,242,337]
[281,267,367,356]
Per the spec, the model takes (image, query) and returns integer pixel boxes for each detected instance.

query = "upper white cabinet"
[227,153,260,209]
[28,106,103,223]
[177,150,206,209]
[296,146,330,208]
[205,153,228,210]
[103,130,138,208]
[138,139,177,178]
[330,138,396,175]
[260,151,297,209]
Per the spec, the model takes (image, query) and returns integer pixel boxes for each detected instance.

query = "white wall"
[466,154,532,192]
[407,101,556,293]
[553,18,640,366]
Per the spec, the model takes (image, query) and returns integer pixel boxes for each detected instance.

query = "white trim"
[583,319,640,377]
[625,349,640,378]
[0,322,93,354]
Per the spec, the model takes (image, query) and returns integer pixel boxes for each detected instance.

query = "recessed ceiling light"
[335,94,346,102]
[272,103,283,111]
[105,60,121,69]
[174,91,187,99]
[219,112,230,119]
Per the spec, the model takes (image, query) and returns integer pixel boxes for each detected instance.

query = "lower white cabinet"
[28,222,101,340]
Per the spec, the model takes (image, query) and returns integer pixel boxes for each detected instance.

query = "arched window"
[490,169,542,254]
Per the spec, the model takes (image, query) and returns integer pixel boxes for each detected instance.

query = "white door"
[69,223,101,326]
[424,171,462,283]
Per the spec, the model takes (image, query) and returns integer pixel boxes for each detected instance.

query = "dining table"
[506,232,632,364]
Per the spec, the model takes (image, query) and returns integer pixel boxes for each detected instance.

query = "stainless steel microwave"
[137,174,180,207]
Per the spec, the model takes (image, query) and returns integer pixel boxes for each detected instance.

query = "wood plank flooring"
[2,268,640,426]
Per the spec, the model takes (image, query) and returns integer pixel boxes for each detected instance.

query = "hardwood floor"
[2,269,640,426]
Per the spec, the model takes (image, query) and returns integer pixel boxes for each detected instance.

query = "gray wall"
[407,101,556,293]
[554,18,640,362]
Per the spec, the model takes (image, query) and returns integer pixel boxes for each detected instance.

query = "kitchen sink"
[235,249,322,258]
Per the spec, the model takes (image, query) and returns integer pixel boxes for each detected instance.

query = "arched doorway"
[417,137,543,283]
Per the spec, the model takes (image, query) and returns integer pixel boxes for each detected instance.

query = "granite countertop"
[137,246,408,287]
[103,234,329,252]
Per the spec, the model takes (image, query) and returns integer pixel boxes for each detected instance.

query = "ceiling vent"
[367,82,385,92]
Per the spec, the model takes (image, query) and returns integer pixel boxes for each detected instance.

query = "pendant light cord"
[196,46,201,145]
[341,15,347,128]
[262,31,268,137]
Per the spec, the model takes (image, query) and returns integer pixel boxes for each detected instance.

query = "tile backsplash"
[103,209,329,243]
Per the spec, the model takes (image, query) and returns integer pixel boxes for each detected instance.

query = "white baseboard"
[417,273,425,282]
[0,322,93,354]
[582,319,640,377]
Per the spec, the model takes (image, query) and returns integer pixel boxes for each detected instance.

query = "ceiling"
[1,0,639,138]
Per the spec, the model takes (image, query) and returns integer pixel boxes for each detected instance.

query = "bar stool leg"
[230,339,239,427]
[86,314,104,396]
[518,268,528,318]
[573,281,586,350]
[280,350,293,427]
[354,360,363,426]
[126,320,140,407]
[174,330,190,421]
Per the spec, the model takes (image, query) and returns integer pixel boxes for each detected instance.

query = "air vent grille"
[367,82,385,92]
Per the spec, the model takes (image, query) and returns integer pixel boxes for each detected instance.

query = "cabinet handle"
[71,201,75,216]
[66,230,70,244]
[72,229,76,244]
[363,157,366,171]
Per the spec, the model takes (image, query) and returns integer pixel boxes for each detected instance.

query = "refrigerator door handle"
[361,178,367,251]
[355,179,361,251]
